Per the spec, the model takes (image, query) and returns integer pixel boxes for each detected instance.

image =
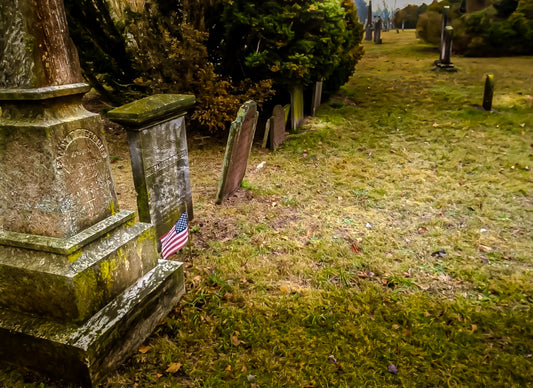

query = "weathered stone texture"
[0,93,118,238]
[216,101,258,203]
[0,0,82,88]
[107,94,195,238]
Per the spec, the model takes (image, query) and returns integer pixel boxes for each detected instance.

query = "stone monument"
[434,26,457,72]
[365,1,373,41]
[0,1,185,385]
[262,104,287,150]
[107,94,196,240]
[482,74,494,111]
[311,81,323,116]
[216,101,258,204]
[290,85,305,131]
[440,6,450,59]
[374,17,383,44]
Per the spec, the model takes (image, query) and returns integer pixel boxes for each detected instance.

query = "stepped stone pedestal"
[0,1,185,385]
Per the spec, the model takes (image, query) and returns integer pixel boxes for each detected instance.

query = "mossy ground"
[1,31,532,387]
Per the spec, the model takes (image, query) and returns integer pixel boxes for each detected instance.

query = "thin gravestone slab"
[290,85,304,131]
[216,101,259,204]
[269,104,287,150]
[311,82,323,116]
[107,94,195,239]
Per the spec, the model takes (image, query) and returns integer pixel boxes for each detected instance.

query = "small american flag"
[160,211,189,259]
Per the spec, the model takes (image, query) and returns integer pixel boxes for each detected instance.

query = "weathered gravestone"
[290,85,305,131]
[262,104,287,150]
[374,17,383,44]
[434,26,456,71]
[365,1,373,41]
[482,74,495,111]
[0,1,184,385]
[107,94,195,240]
[311,81,323,116]
[216,101,259,204]
[440,6,450,60]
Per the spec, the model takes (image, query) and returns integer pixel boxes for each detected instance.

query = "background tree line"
[415,0,533,56]
[64,0,364,132]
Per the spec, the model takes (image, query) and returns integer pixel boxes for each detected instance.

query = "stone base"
[432,60,458,72]
[0,259,185,386]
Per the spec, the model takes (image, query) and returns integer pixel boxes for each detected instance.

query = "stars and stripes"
[160,211,189,259]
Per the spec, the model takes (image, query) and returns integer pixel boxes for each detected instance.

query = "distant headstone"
[311,81,323,116]
[442,26,454,65]
[440,6,450,61]
[216,101,259,204]
[107,94,196,239]
[365,1,373,41]
[267,105,287,150]
[482,74,495,111]
[283,104,291,125]
[0,1,184,385]
[290,85,305,131]
[374,17,383,44]
[434,26,456,72]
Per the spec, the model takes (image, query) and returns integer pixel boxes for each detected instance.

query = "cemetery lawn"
[2,31,532,387]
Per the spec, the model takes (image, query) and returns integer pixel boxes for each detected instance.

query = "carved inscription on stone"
[56,129,116,229]
[127,116,193,239]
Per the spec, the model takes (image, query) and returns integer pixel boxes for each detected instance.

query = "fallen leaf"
[479,245,492,253]
[417,227,428,234]
[138,345,152,354]
[225,365,232,371]
[231,335,241,346]
[388,364,398,374]
[241,365,247,372]
[402,328,413,337]
[166,362,182,373]
[351,242,361,253]
[280,285,289,293]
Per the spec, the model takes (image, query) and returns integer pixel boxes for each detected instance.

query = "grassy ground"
[2,31,532,387]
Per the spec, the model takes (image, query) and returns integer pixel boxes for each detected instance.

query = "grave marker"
[216,101,259,204]
[482,74,495,111]
[365,1,373,41]
[311,81,323,116]
[0,1,185,385]
[107,94,195,240]
[290,85,305,130]
[374,17,383,44]
[434,26,457,71]
[262,104,287,150]
[440,6,450,61]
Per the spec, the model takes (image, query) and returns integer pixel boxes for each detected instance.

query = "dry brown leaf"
[231,335,241,346]
[166,362,182,373]
[138,345,152,354]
